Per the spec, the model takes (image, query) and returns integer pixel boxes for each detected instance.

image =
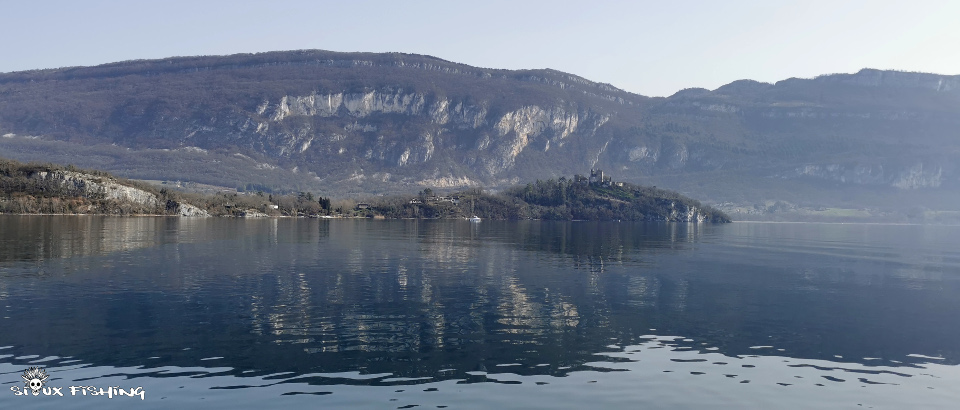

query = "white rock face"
[299,137,313,153]
[266,90,492,129]
[417,176,477,188]
[893,163,942,189]
[32,171,209,216]
[252,88,613,179]
[667,202,709,222]
[668,144,688,169]
[491,105,580,171]
[494,106,579,141]
[258,93,599,176]
[628,146,659,162]
[683,206,708,222]
[420,133,435,163]
[448,101,489,129]
[36,171,161,208]
[271,94,345,121]
[270,91,425,121]
[344,91,425,117]
[476,135,491,150]
[430,99,450,124]
[176,202,210,217]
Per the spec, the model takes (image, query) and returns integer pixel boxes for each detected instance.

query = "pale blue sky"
[2,0,958,96]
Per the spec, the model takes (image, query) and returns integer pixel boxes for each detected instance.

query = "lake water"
[1,216,959,409]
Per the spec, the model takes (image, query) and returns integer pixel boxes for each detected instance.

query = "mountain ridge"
[1,50,958,221]
[0,49,647,108]
[4,51,956,97]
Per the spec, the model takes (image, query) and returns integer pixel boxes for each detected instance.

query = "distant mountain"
[1,50,958,220]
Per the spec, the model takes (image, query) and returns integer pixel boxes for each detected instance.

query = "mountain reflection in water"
[0,216,958,408]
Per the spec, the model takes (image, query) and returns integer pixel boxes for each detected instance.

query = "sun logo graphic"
[21,366,49,396]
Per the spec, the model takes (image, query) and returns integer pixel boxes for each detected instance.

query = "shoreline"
[3,213,958,226]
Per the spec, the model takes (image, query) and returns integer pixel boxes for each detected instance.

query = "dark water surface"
[1,216,959,408]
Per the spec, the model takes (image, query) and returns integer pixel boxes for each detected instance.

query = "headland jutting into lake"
[0,158,729,222]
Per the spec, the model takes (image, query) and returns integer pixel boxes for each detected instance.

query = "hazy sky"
[2,0,958,96]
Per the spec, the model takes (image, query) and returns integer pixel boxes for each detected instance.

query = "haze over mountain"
[1,50,958,220]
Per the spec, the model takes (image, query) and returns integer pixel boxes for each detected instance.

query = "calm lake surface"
[1,216,959,409]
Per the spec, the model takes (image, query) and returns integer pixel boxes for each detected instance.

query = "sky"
[2,0,958,97]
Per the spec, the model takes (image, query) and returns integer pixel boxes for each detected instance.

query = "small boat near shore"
[469,215,481,223]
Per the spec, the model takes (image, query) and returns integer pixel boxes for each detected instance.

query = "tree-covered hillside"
[370,178,730,222]
[0,158,331,217]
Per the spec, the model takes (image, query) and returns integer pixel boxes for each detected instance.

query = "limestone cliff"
[17,170,209,216]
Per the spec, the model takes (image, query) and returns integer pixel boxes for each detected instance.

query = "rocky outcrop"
[892,163,943,189]
[264,90,494,130]
[35,171,162,208]
[176,202,210,217]
[243,86,608,180]
[489,105,581,171]
[31,171,208,216]
[667,202,710,223]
